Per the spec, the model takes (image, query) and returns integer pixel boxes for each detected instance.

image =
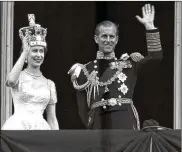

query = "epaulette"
[129,53,145,62]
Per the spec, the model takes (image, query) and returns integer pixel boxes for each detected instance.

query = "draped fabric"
[1,129,180,152]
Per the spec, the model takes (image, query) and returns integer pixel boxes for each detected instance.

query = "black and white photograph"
[0,1,181,152]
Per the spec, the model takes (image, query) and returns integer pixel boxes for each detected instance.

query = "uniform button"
[118,95,121,98]
[94,65,97,68]
[118,103,122,106]
[103,106,106,109]
[101,98,104,101]
[96,71,98,74]
[94,60,97,63]
[88,117,91,122]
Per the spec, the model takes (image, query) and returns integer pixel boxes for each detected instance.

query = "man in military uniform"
[68,4,162,130]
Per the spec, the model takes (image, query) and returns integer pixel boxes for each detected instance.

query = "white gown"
[1,70,57,130]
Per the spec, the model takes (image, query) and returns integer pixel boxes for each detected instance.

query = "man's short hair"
[95,20,119,36]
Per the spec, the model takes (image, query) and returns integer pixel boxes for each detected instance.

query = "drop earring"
[25,58,28,63]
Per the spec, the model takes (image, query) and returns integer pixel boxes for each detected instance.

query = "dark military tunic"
[73,29,163,129]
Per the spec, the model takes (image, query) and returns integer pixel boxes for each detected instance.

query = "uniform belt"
[90,98,132,110]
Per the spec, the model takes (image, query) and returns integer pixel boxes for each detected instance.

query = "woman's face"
[27,46,45,68]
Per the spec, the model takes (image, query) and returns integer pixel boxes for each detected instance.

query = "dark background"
[13,2,174,129]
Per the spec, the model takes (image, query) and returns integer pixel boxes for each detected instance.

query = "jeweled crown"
[19,14,47,47]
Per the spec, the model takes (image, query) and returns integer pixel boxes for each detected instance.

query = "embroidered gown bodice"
[2,70,57,130]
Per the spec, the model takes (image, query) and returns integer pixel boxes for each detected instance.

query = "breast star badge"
[118,72,127,82]
[118,83,129,95]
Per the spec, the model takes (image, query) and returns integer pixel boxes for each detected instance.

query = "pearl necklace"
[24,69,42,79]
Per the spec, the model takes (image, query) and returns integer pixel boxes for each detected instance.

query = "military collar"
[96,51,116,60]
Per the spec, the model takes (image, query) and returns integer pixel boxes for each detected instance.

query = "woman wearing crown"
[1,14,59,130]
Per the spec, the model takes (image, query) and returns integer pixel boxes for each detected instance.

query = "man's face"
[95,25,118,54]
